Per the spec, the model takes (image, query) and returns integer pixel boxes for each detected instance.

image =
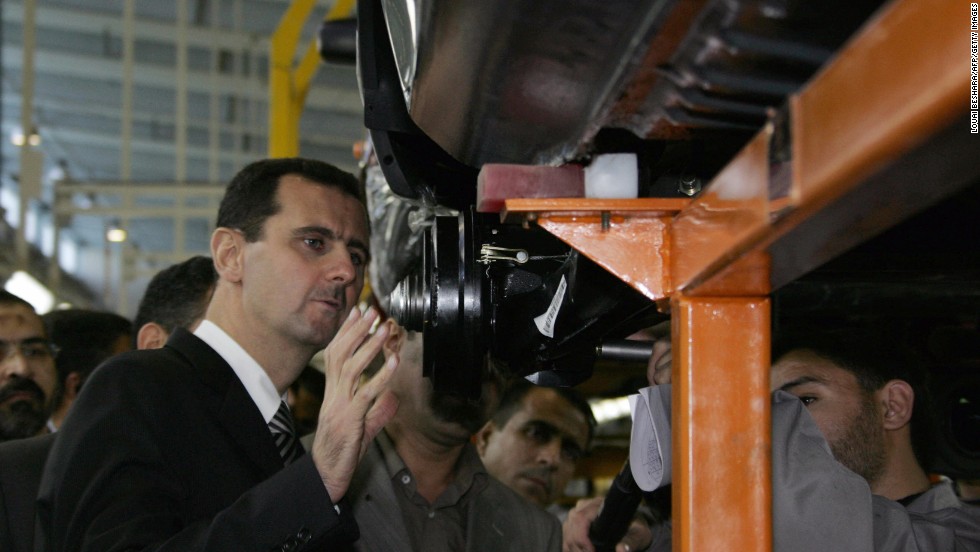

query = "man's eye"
[525,425,553,444]
[303,238,325,250]
[351,252,366,267]
[799,395,816,406]
[22,345,50,358]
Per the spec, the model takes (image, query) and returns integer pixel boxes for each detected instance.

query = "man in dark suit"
[0,255,217,552]
[35,158,401,552]
[1,308,131,552]
[344,326,561,551]
[0,291,59,552]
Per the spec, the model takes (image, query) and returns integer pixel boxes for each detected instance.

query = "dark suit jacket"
[35,328,358,552]
[345,440,561,551]
[0,432,56,552]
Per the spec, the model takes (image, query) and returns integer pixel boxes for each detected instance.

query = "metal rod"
[596,339,654,362]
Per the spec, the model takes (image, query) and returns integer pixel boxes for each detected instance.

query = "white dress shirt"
[193,320,284,424]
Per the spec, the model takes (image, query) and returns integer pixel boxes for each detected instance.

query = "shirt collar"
[377,429,489,505]
[377,429,407,477]
[194,320,283,424]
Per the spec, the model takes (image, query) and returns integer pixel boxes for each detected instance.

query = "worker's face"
[237,176,369,350]
[0,303,57,441]
[477,388,590,508]
[388,331,500,442]
[771,349,886,483]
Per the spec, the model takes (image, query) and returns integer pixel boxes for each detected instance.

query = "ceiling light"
[4,271,55,314]
[10,127,41,147]
[106,226,128,243]
[589,395,633,424]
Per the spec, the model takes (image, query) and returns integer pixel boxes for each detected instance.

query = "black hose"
[588,460,643,552]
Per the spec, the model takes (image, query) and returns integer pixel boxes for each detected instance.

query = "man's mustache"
[519,467,555,487]
[0,377,47,407]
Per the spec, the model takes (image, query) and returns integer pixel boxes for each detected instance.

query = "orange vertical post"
[672,296,771,551]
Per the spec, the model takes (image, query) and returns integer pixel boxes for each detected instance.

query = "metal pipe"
[596,339,654,363]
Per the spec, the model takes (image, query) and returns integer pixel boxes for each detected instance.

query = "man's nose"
[536,438,563,467]
[324,247,356,284]
[1,349,35,380]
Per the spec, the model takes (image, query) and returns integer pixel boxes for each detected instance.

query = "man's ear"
[136,322,170,350]
[64,371,83,401]
[211,227,245,283]
[880,379,915,431]
[474,421,496,456]
[381,319,404,356]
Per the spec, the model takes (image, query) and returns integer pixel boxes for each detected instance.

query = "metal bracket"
[479,245,529,264]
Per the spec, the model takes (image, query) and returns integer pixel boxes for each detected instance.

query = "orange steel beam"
[501,198,689,302]
[792,0,967,208]
[502,198,690,220]
[668,0,971,295]
[673,297,771,551]
[670,126,771,295]
[495,2,968,551]
[536,216,672,302]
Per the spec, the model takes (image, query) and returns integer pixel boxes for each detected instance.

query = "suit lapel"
[165,329,284,477]
[215,384,284,476]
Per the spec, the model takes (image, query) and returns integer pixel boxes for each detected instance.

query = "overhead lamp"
[4,270,55,314]
[10,127,41,147]
[589,395,633,425]
[106,225,128,243]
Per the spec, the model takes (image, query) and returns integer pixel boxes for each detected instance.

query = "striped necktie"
[268,401,303,465]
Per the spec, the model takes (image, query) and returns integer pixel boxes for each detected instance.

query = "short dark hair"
[133,255,217,338]
[491,379,597,449]
[0,290,35,310]
[42,309,132,393]
[215,157,363,242]
[773,326,937,470]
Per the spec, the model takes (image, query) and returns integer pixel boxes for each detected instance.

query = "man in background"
[0,290,60,552]
[0,290,57,443]
[475,380,593,512]
[0,255,218,552]
[41,309,132,431]
[477,381,655,552]
[771,328,980,550]
[568,326,980,551]
[132,254,216,348]
[345,326,561,551]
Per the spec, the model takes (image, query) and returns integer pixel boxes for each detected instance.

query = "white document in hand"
[628,384,672,492]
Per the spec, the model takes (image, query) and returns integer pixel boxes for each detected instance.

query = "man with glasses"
[0,258,213,552]
[0,290,58,443]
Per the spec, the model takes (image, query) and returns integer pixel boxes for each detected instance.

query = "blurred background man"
[0,255,217,552]
[0,291,58,443]
[41,309,132,432]
[345,326,561,551]
[132,254,216,349]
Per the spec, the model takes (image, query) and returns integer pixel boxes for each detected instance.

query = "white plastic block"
[584,153,638,199]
